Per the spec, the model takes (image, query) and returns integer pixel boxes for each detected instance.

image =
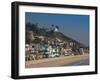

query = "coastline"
[25,54,89,68]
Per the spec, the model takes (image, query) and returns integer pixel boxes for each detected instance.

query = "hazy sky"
[25,12,89,46]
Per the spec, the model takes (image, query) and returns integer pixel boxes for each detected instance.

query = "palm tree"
[26,30,34,44]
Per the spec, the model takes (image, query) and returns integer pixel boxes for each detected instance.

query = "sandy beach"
[25,54,89,68]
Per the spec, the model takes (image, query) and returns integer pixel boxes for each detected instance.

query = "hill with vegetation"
[26,22,87,48]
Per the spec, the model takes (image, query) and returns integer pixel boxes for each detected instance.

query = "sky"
[25,12,89,46]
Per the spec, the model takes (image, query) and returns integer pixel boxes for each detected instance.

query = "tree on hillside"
[56,25,59,29]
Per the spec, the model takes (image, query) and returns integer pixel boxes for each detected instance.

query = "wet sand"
[25,54,89,68]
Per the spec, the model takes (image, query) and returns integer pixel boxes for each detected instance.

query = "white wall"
[0,0,99,81]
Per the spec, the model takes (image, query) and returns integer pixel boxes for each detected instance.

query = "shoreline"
[25,54,89,68]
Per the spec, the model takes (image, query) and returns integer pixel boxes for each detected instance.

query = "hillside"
[26,23,86,48]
